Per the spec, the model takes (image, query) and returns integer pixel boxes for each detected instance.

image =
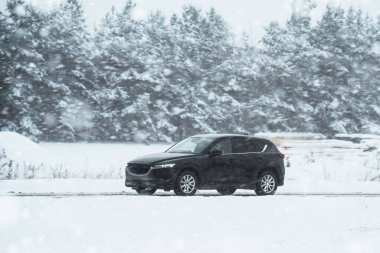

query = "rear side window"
[232,138,264,153]
[246,140,256,152]
[264,143,279,152]
[250,140,266,152]
[233,138,277,153]
[232,138,248,153]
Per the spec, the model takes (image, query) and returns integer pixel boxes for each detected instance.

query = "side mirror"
[210,149,223,157]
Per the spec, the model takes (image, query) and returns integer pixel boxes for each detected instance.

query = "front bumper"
[125,166,176,190]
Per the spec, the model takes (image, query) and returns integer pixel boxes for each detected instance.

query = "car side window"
[233,138,267,153]
[265,143,278,152]
[232,138,248,153]
[210,138,232,154]
[246,139,256,152]
[252,140,266,152]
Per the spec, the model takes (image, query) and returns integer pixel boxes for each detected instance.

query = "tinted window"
[232,138,248,153]
[233,138,268,153]
[265,143,279,152]
[252,140,266,152]
[210,138,232,154]
[246,139,256,152]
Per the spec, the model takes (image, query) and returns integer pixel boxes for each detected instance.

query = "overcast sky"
[1,0,380,41]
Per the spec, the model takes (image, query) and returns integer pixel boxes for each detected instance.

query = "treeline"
[1,0,380,142]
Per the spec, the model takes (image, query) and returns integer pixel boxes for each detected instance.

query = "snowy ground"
[1,194,380,253]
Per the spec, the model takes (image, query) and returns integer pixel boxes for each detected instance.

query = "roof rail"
[236,132,249,135]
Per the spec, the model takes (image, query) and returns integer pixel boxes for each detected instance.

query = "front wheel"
[255,171,277,196]
[174,171,198,196]
[136,187,157,195]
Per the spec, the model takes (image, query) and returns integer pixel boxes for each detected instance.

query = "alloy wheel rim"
[261,174,275,193]
[180,174,195,193]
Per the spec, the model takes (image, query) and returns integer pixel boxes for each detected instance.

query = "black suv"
[125,134,285,196]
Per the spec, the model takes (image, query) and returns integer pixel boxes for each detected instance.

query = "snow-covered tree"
[1,0,380,141]
[0,0,47,139]
[39,0,97,141]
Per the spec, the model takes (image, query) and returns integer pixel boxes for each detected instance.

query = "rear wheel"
[255,171,277,196]
[136,187,157,195]
[174,171,198,196]
[217,187,236,195]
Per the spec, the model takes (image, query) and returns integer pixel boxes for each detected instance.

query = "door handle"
[229,158,234,162]
[257,157,263,161]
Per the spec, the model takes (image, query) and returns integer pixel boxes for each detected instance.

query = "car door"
[249,139,268,171]
[203,138,234,186]
[231,137,253,186]
[232,138,268,186]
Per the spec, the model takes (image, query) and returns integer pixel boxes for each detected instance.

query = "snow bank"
[335,133,380,146]
[335,133,380,140]
[0,132,64,179]
[40,142,171,179]
[0,131,171,179]
[0,131,54,165]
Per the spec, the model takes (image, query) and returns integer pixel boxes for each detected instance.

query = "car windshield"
[166,137,215,154]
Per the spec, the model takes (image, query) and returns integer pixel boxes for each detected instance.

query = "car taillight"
[278,153,285,159]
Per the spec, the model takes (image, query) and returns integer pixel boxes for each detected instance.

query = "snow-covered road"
[2,192,380,197]
[1,194,380,253]
[2,179,380,195]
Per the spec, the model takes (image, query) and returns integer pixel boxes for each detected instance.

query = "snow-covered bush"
[0,149,13,179]
[367,151,380,181]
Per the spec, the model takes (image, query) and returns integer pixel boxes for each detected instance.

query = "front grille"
[127,163,151,175]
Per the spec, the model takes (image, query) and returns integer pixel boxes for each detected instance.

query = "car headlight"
[151,163,176,169]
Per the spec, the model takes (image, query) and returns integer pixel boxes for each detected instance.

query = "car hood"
[129,152,198,164]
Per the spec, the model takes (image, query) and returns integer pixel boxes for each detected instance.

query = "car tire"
[174,171,198,196]
[217,187,236,195]
[136,187,157,195]
[255,171,278,196]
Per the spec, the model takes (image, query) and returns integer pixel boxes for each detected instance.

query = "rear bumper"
[278,163,285,186]
[278,177,284,186]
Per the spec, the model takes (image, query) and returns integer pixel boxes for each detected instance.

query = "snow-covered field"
[0,132,171,179]
[1,195,380,253]
[1,131,379,181]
